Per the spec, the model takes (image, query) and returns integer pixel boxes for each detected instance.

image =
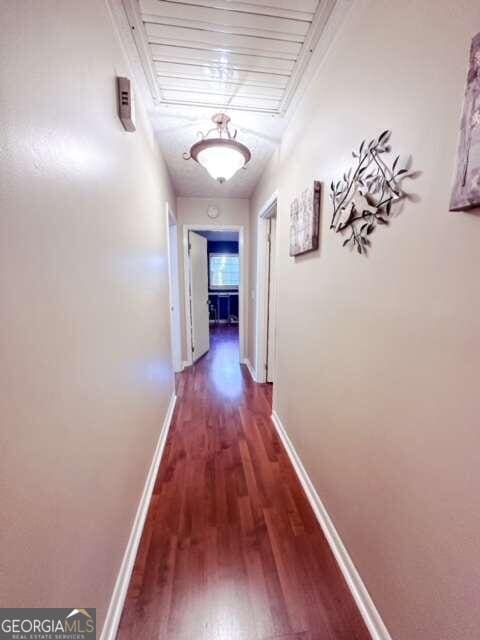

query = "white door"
[266,216,276,383]
[189,231,210,362]
[166,208,182,372]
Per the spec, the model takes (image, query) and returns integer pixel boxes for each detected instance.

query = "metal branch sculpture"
[330,130,410,254]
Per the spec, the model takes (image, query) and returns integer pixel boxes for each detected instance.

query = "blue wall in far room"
[207,240,238,256]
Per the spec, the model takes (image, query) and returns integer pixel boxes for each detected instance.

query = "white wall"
[176,196,249,362]
[250,2,480,639]
[0,0,175,630]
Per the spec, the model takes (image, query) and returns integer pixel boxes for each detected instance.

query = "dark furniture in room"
[209,291,239,324]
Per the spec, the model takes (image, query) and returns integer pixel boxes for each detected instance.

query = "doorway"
[183,225,245,366]
[166,204,182,372]
[255,192,278,384]
[265,214,276,383]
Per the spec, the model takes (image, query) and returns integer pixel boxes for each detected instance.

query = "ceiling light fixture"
[183,113,251,183]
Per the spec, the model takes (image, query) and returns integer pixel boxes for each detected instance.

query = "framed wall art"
[450,32,480,211]
[289,181,321,256]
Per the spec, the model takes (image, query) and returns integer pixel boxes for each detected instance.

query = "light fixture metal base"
[212,113,231,129]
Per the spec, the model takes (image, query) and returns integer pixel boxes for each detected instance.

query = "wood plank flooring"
[117,326,370,640]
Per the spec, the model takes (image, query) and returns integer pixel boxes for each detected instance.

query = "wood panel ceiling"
[122,0,337,114]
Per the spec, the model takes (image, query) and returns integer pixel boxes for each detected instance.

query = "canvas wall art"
[450,32,480,211]
[289,181,321,256]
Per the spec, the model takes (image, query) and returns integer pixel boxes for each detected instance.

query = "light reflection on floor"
[209,326,243,400]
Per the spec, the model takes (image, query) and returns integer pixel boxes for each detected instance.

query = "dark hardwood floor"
[117,325,370,640]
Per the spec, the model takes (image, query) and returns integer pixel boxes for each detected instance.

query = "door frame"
[182,223,245,367]
[165,203,183,372]
[255,190,278,383]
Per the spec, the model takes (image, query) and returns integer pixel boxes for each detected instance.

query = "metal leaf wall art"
[330,130,410,253]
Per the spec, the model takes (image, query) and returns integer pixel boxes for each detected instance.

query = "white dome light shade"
[189,138,251,184]
[197,144,245,182]
[184,114,251,183]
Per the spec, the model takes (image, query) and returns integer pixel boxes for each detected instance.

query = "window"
[209,253,240,290]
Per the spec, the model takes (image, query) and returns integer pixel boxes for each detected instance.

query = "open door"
[189,231,210,362]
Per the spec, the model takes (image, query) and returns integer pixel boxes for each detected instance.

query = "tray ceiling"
[123,0,337,115]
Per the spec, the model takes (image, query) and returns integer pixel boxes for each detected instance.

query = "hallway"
[4,3,480,639]
[117,326,369,640]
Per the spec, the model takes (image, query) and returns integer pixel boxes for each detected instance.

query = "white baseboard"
[270,410,392,640]
[100,392,177,640]
[242,358,257,382]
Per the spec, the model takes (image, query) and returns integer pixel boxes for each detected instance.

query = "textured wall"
[250,2,480,639]
[0,0,175,630]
